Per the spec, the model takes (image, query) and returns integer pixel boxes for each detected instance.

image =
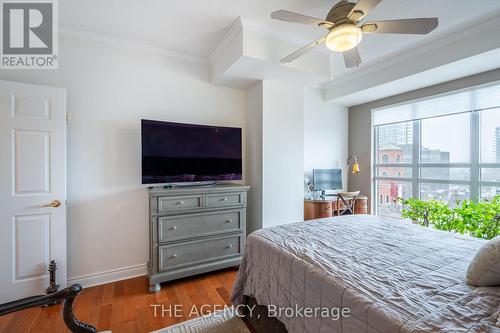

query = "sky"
[421,109,500,163]
[421,112,470,163]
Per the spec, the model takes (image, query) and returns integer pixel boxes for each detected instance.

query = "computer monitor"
[312,169,342,192]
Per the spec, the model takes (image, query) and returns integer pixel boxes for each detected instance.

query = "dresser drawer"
[158,195,203,213]
[158,234,242,272]
[206,192,243,208]
[158,210,242,243]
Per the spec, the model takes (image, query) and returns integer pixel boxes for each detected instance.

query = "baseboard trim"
[67,263,147,288]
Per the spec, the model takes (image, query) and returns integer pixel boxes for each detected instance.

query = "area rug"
[151,306,250,333]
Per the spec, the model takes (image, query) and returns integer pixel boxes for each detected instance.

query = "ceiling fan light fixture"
[325,24,363,52]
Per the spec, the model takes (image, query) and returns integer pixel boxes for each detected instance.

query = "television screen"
[313,169,342,191]
[141,120,242,184]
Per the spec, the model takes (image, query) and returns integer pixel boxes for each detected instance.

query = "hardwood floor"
[0,268,239,333]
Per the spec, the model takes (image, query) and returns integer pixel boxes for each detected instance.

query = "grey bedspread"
[231,215,500,333]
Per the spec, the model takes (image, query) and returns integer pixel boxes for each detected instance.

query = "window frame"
[373,109,500,216]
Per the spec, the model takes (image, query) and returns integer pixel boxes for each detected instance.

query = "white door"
[0,80,66,303]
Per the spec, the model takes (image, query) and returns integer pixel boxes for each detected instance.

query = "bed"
[231,215,500,333]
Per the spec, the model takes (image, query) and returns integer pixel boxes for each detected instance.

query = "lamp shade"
[348,155,361,174]
[325,25,363,52]
[352,161,360,174]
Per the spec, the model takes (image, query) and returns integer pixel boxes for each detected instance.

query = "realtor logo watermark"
[1,0,58,69]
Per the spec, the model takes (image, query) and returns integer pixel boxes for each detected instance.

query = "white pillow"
[466,236,500,287]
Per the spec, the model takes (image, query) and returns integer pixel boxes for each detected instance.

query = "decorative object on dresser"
[304,194,368,220]
[147,184,250,293]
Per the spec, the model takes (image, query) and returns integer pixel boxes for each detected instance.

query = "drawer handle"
[221,197,228,202]
[225,219,232,224]
[169,254,178,259]
[169,226,177,231]
[224,244,233,249]
[176,201,184,205]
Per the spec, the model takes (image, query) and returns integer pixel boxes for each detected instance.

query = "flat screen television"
[141,119,242,184]
[313,169,342,191]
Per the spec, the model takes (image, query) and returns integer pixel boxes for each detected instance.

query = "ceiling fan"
[271,0,439,68]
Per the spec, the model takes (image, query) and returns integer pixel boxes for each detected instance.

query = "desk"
[304,195,368,221]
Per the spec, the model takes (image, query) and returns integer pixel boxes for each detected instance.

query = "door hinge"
[65,112,71,124]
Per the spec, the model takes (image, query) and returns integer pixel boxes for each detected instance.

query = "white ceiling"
[61,0,500,74]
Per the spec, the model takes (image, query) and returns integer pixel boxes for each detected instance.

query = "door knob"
[41,200,62,208]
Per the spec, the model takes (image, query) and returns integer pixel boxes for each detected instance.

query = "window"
[421,113,470,163]
[376,122,413,163]
[479,107,500,200]
[377,167,412,178]
[480,108,500,163]
[374,120,413,217]
[373,81,500,216]
[420,183,470,207]
[481,186,500,200]
[375,179,412,218]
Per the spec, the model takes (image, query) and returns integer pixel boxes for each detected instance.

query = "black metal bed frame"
[0,284,96,333]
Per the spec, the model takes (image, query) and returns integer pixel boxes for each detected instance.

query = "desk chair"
[335,191,360,216]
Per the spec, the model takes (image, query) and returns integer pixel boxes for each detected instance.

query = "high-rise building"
[495,127,500,163]
[378,122,413,148]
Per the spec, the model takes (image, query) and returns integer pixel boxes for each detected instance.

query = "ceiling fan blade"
[281,37,327,63]
[271,10,333,27]
[362,18,439,34]
[348,0,382,22]
[343,47,362,68]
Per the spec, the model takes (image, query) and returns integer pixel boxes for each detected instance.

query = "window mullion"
[470,108,480,202]
[373,126,379,215]
[412,119,420,199]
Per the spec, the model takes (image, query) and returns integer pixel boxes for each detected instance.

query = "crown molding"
[209,17,244,64]
[240,18,330,55]
[60,26,209,64]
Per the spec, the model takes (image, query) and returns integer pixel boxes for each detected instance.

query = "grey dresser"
[147,184,250,292]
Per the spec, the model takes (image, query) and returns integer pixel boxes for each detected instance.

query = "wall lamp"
[347,156,360,174]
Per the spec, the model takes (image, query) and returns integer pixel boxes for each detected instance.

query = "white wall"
[262,81,304,227]
[243,80,305,229]
[0,33,244,285]
[304,87,348,190]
